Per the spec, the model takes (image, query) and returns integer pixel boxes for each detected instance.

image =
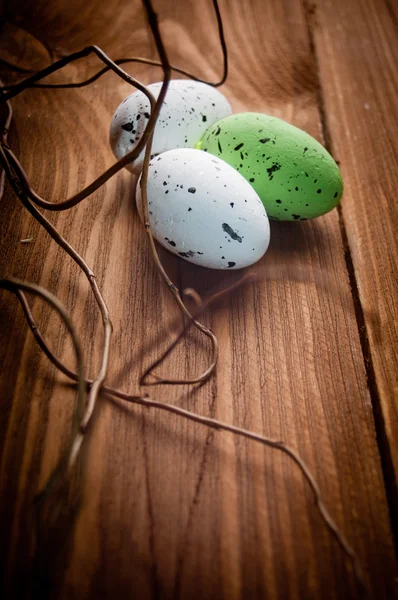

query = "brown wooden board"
[309,0,398,533]
[0,0,396,598]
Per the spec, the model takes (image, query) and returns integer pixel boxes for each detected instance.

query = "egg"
[136,148,270,270]
[110,80,232,174]
[197,113,343,221]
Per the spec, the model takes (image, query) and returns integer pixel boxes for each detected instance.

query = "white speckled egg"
[110,80,232,174]
[136,148,270,270]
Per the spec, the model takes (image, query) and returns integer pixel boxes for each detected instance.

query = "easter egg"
[110,80,232,174]
[196,113,343,221]
[136,148,270,270]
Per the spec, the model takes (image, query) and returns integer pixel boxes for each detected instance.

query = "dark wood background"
[0,0,397,598]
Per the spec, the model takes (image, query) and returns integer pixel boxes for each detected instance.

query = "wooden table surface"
[0,0,397,598]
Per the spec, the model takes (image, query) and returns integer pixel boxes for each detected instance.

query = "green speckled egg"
[196,113,343,221]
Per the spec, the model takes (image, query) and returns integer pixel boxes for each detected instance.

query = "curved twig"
[0,58,36,74]
[183,287,203,307]
[0,0,222,411]
[0,45,158,211]
[0,0,222,416]
[15,272,254,391]
[0,45,151,103]
[138,0,219,386]
[9,283,368,597]
[113,394,368,597]
[0,278,85,474]
[0,0,227,91]
[0,80,12,200]
[0,142,112,440]
[139,274,255,386]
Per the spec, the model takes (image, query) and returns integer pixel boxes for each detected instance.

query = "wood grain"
[307,0,398,521]
[0,0,397,598]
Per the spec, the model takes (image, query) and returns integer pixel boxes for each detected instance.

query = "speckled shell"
[110,80,232,174]
[197,112,343,221]
[136,148,270,270]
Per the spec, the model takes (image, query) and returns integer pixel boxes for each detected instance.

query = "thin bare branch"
[0,58,36,74]
[14,272,253,391]
[7,282,368,596]
[0,0,227,91]
[0,45,150,103]
[0,142,113,442]
[139,274,255,385]
[0,81,12,200]
[183,288,203,307]
[0,46,158,211]
[110,392,369,597]
[0,278,85,474]
[137,0,220,386]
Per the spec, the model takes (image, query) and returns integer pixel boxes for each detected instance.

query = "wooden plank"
[308,0,398,523]
[0,0,396,598]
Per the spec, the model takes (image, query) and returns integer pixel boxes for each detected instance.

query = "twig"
[0,58,36,74]
[139,274,255,385]
[14,272,254,390]
[138,0,220,386]
[0,0,224,385]
[0,45,151,103]
[0,129,112,438]
[0,0,222,437]
[0,138,112,443]
[0,278,85,474]
[9,282,368,596]
[0,79,12,200]
[0,0,221,423]
[0,46,158,211]
[111,393,369,596]
[0,0,227,211]
[183,287,203,307]
[0,0,227,91]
